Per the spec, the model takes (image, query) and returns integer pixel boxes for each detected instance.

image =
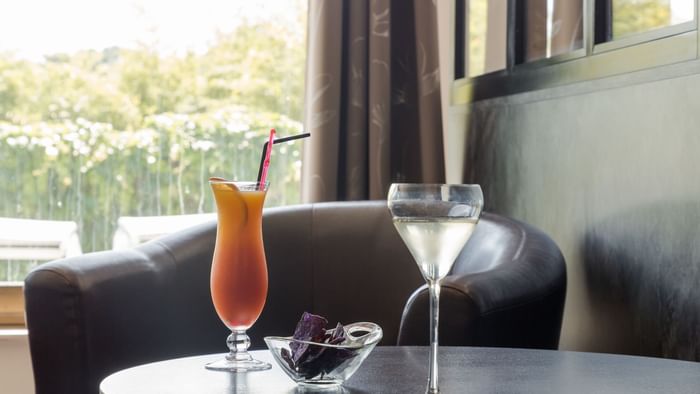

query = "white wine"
[393,218,477,282]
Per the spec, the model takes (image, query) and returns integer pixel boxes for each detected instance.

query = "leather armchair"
[25,201,566,394]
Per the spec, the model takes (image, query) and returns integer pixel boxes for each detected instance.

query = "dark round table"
[100,346,700,393]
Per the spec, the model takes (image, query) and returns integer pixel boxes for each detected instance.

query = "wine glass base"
[298,381,343,389]
[205,358,272,372]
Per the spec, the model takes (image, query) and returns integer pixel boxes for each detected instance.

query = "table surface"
[100,346,700,394]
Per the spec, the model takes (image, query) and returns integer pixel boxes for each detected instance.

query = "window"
[518,0,584,63]
[453,0,698,102]
[460,0,507,77]
[610,0,694,40]
[0,0,307,300]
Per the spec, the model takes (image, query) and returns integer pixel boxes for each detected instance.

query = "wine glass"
[206,179,271,372]
[387,183,483,393]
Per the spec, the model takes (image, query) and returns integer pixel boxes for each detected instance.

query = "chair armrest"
[396,279,478,346]
[24,222,223,394]
[397,269,565,348]
[397,214,566,348]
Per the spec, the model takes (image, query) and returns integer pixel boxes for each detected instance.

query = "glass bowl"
[264,322,382,388]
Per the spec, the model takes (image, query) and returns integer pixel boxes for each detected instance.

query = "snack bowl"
[264,322,382,388]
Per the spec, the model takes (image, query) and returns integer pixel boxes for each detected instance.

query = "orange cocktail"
[206,179,271,372]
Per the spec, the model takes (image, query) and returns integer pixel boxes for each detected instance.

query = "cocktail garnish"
[209,177,248,225]
[209,177,237,191]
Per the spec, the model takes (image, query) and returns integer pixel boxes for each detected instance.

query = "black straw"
[256,132,311,183]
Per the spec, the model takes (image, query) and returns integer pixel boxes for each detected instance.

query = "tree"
[0,18,307,268]
[613,0,671,38]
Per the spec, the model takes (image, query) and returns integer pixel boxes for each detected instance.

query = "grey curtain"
[302,0,445,202]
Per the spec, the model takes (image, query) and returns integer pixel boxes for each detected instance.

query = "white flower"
[16,135,29,146]
[192,140,215,151]
[45,146,59,157]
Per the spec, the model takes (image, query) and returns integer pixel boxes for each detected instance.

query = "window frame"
[455,0,511,79]
[452,0,699,104]
[512,0,588,67]
[594,20,697,54]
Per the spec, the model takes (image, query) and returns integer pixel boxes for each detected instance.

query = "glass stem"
[226,329,254,362]
[428,281,440,393]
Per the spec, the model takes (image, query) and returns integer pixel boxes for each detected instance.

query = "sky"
[0,0,304,61]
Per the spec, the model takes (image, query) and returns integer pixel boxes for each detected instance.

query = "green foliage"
[0,108,303,254]
[468,0,488,77]
[0,19,306,265]
[202,24,305,118]
[613,0,671,38]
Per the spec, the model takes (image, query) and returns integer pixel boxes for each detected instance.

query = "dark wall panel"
[461,69,700,360]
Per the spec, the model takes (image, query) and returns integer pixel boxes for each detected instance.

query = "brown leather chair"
[24,201,566,394]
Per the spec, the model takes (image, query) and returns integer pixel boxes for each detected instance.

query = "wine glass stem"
[428,281,441,393]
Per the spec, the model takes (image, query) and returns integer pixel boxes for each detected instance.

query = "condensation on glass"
[611,0,695,39]
[523,0,584,62]
[467,0,507,77]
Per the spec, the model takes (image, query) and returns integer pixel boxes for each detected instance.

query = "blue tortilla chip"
[290,312,328,363]
[281,348,295,370]
[328,322,346,345]
[286,312,358,379]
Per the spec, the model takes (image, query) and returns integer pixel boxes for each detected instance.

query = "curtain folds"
[302,0,445,203]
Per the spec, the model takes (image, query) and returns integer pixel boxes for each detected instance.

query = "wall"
[452,60,700,359]
[0,330,34,394]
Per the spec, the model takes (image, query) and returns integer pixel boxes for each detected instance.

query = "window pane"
[612,0,694,39]
[0,0,307,281]
[523,0,584,62]
[468,0,507,77]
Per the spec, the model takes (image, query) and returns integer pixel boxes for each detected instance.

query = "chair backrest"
[254,201,424,345]
[24,201,566,394]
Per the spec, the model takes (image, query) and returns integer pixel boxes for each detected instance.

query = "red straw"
[258,128,276,189]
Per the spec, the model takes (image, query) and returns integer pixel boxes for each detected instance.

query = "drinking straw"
[257,129,276,189]
[256,132,311,184]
